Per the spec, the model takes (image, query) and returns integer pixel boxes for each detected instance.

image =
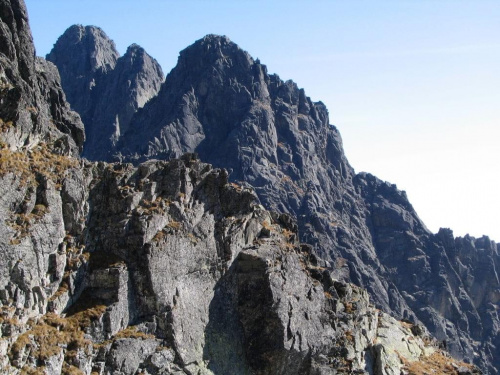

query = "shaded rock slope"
[46,25,164,160]
[0,3,481,372]
[0,1,490,374]
[0,0,84,154]
[63,33,497,372]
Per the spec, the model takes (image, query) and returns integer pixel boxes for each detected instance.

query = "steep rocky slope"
[0,0,84,154]
[0,149,479,375]
[49,33,500,372]
[0,0,490,373]
[46,25,164,160]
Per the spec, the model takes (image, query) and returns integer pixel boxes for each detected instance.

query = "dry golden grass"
[61,363,85,375]
[20,366,46,375]
[261,220,274,232]
[168,220,182,230]
[114,326,155,340]
[0,143,78,187]
[345,330,354,342]
[48,276,70,302]
[282,228,294,241]
[10,303,106,365]
[140,197,170,215]
[187,232,198,244]
[0,118,14,132]
[404,351,476,375]
[229,182,243,192]
[3,144,79,243]
[344,302,355,314]
[153,230,166,242]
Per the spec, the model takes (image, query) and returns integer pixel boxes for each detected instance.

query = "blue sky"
[25,0,500,241]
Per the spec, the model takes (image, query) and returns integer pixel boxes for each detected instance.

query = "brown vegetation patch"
[113,326,155,340]
[153,230,166,242]
[0,118,14,132]
[344,302,355,314]
[261,220,274,232]
[9,299,107,371]
[404,351,477,375]
[0,143,78,187]
[229,182,243,192]
[10,310,95,363]
[167,220,182,231]
[140,196,170,215]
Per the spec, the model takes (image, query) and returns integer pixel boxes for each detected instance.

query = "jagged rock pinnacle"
[47,24,164,160]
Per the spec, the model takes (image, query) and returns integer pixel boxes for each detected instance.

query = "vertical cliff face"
[0,0,84,154]
[0,0,494,373]
[354,173,500,373]
[47,25,164,160]
[1,13,476,369]
[108,34,497,372]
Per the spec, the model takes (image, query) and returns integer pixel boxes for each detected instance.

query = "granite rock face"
[0,149,478,374]
[109,34,497,372]
[0,1,492,373]
[47,25,164,160]
[0,0,84,154]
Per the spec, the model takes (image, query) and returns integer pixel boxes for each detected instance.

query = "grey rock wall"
[0,0,490,373]
[109,34,497,372]
[0,0,84,154]
[2,151,477,374]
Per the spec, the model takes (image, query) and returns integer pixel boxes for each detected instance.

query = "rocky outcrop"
[0,150,480,374]
[0,0,491,373]
[354,173,500,373]
[0,0,84,154]
[109,34,497,372]
[47,25,164,160]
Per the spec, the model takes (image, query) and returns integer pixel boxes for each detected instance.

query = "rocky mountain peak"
[1,0,497,372]
[47,25,164,160]
[111,31,500,372]
[178,34,254,70]
[46,24,119,119]
[48,24,118,75]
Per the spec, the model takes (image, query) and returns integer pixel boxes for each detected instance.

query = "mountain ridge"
[0,1,494,373]
[66,31,498,372]
[46,27,500,373]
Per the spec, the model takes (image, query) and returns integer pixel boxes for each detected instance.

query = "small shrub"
[114,326,155,340]
[344,302,355,314]
[0,118,14,132]
[153,230,166,242]
[168,221,182,230]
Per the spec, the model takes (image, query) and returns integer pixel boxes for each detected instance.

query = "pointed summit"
[46,25,119,117]
[171,34,257,83]
[47,25,164,160]
[47,25,119,74]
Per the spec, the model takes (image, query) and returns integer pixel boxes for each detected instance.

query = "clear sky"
[25,0,500,242]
